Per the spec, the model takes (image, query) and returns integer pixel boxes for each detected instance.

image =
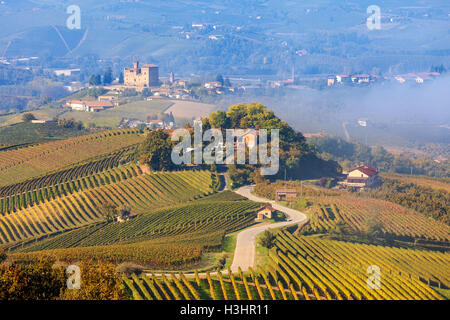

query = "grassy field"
[0,106,62,127]
[60,99,174,128]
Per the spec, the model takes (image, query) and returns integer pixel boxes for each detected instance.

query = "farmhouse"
[340,165,380,189]
[256,205,276,220]
[117,212,137,223]
[351,74,370,84]
[336,75,351,84]
[65,100,114,112]
[235,129,259,149]
[327,76,336,86]
[276,189,297,201]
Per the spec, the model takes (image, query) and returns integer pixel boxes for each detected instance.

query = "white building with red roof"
[341,165,380,189]
[65,100,114,112]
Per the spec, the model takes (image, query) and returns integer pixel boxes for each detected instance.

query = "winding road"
[146,184,308,277]
[230,185,308,272]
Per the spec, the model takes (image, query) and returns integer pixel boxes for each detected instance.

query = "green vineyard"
[16,200,260,251]
[0,129,144,186]
[0,170,215,246]
[0,161,141,215]
[121,231,449,300]
[267,231,448,300]
[123,268,302,301]
[304,195,450,242]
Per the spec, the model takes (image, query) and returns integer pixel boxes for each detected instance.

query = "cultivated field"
[304,194,450,242]
[122,231,449,300]
[0,169,215,246]
[61,99,174,128]
[164,100,216,119]
[0,129,144,186]
[381,173,450,193]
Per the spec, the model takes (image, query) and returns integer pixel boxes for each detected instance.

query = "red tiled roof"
[84,101,114,107]
[258,205,276,212]
[67,100,113,107]
[276,188,297,194]
[351,165,378,176]
[142,64,159,68]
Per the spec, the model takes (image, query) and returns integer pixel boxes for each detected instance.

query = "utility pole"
[284,167,287,181]
[301,180,303,197]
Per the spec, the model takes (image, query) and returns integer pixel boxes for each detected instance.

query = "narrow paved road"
[146,185,308,277]
[230,185,308,272]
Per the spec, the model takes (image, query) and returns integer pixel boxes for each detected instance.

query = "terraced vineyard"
[10,200,260,267]
[382,173,450,193]
[16,200,259,251]
[123,268,299,300]
[304,195,450,242]
[0,146,137,199]
[0,129,144,186]
[0,162,142,215]
[0,170,215,246]
[122,229,448,300]
[267,231,448,300]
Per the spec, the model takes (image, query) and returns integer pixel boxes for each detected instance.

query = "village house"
[276,189,297,201]
[117,212,137,223]
[336,75,351,84]
[256,205,276,220]
[327,76,336,86]
[351,74,371,84]
[340,165,380,189]
[204,81,222,89]
[235,129,259,149]
[65,100,114,112]
[31,119,57,124]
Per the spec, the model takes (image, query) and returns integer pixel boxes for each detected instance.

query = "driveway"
[229,185,308,272]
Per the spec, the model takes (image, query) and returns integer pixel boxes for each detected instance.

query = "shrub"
[258,230,276,249]
[116,262,145,276]
[60,260,127,300]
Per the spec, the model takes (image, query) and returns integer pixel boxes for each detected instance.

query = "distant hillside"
[1,0,449,75]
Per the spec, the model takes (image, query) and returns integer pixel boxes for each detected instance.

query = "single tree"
[118,204,132,220]
[22,113,36,122]
[258,230,276,249]
[141,87,151,98]
[89,74,102,86]
[139,130,173,171]
[103,67,113,85]
[215,74,224,86]
[99,202,118,222]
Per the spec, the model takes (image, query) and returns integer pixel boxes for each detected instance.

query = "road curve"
[230,185,308,273]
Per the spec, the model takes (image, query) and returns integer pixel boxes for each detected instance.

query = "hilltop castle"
[124,61,159,87]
